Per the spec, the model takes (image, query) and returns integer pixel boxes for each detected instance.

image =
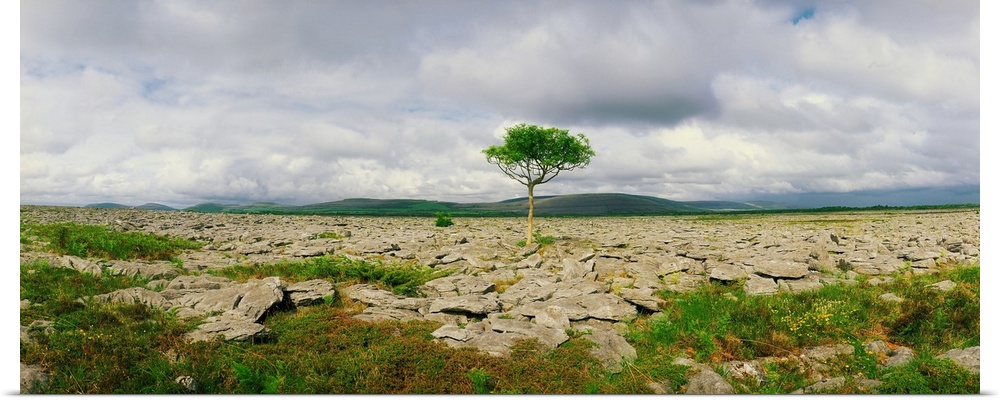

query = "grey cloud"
[19,0,979,208]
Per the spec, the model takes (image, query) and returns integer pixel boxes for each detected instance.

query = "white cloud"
[19,0,980,208]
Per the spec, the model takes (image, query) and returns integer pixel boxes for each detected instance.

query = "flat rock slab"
[936,346,979,373]
[429,293,501,315]
[753,260,808,279]
[583,330,637,373]
[186,315,269,342]
[285,279,336,307]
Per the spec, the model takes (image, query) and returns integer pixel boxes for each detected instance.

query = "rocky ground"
[19,205,980,393]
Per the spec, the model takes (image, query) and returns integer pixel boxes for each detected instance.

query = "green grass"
[210,255,452,297]
[21,222,202,261]
[20,245,979,394]
[516,231,556,247]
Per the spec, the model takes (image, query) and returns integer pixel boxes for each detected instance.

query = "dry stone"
[20,363,48,394]
[428,292,501,315]
[56,255,103,276]
[186,315,269,342]
[285,279,336,307]
[708,261,747,282]
[936,346,979,373]
[753,260,808,279]
[744,274,778,296]
[582,330,637,373]
[88,287,171,309]
[106,260,179,279]
[619,287,661,311]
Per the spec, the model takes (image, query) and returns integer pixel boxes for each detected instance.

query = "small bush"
[434,212,454,227]
[516,231,556,247]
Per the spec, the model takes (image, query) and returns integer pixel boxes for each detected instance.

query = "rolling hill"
[173,193,798,217]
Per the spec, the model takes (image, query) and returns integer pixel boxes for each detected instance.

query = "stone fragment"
[936,346,979,373]
[106,260,179,279]
[285,279,336,307]
[685,367,734,394]
[428,293,501,315]
[708,262,747,282]
[20,363,48,394]
[801,377,845,394]
[879,293,903,303]
[926,280,957,292]
[722,360,767,385]
[619,287,662,311]
[56,255,103,276]
[175,376,199,393]
[488,318,569,348]
[88,287,171,309]
[186,315,269,342]
[885,346,915,367]
[754,260,808,279]
[583,330,637,373]
[533,305,571,330]
[744,274,778,296]
[431,324,474,341]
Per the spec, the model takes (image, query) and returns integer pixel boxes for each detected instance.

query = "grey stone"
[106,260,179,279]
[926,280,957,292]
[20,363,48,394]
[88,287,171,309]
[708,261,747,282]
[346,284,404,307]
[802,377,846,394]
[431,324,475,341]
[285,279,336,307]
[885,346,915,367]
[354,307,423,322]
[619,287,662,311]
[804,343,854,361]
[865,340,892,356]
[172,277,285,322]
[722,360,766,384]
[582,330,637,373]
[186,315,269,342]
[936,346,979,373]
[744,274,778,296]
[754,260,809,279]
[175,375,199,393]
[56,255,103,276]
[533,305,571,330]
[488,318,569,348]
[429,292,501,315]
[778,275,825,293]
[685,367,734,394]
[516,253,543,269]
[879,293,903,303]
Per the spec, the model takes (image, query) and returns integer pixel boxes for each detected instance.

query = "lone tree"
[483,123,596,245]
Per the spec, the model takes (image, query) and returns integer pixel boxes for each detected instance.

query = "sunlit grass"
[21,222,202,261]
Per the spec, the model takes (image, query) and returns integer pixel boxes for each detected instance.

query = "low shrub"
[434,212,454,227]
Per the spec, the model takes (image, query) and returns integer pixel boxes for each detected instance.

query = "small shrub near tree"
[435,212,454,227]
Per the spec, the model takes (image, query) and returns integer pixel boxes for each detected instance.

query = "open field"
[20,205,980,394]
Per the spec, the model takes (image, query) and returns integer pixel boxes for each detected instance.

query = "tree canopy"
[483,123,595,244]
[483,123,595,187]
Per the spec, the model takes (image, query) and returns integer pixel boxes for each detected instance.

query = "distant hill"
[175,193,797,217]
[136,203,176,211]
[85,202,131,209]
[85,202,176,211]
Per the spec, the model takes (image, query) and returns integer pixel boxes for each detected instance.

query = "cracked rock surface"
[19,206,980,392]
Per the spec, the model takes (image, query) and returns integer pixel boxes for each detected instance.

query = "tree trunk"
[526,183,535,245]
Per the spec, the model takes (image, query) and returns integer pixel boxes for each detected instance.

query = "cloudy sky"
[19,0,981,208]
